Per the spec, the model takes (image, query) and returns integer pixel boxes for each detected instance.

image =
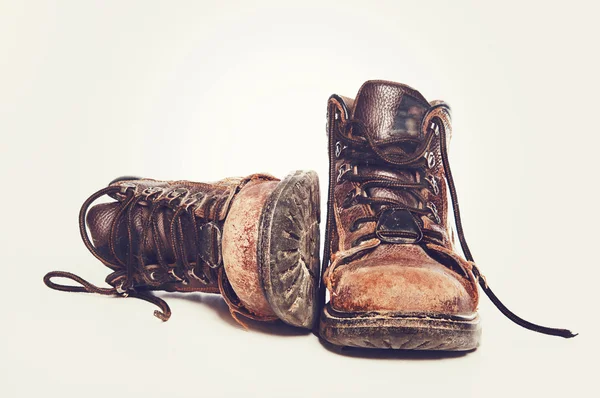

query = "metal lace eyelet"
[166,188,189,205]
[182,192,203,210]
[430,121,440,136]
[167,188,188,198]
[119,183,136,194]
[427,202,441,224]
[335,141,347,158]
[115,281,129,296]
[181,197,197,209]
[189,268,210,285]
[168,268,184,282]
[337,164,350,182]
[426,175,439,195]
[425,152,436,169]
[142,186,162,199]
[169,268,191,285]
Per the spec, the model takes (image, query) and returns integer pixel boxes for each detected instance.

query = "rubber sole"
[320,304,481,351]
[258,170,321,329]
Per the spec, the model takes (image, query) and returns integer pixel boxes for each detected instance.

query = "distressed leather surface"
[222,180,280,317]
[326,80,479,315]
[329,95,376,254]
[330,244,477,314]
[87,174,277,294]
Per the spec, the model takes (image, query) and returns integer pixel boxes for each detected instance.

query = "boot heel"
[258,170,321,328]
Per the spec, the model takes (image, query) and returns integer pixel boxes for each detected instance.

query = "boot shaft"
[86,174,278,293]
[326,80,455,258]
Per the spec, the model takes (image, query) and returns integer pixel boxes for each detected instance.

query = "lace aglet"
[153,310,170,322]
[560,330,578,339]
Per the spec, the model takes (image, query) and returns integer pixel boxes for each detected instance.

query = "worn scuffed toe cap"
[329,245,478,316]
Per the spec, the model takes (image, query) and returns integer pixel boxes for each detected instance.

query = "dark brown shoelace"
[322,104,576,338]
[336,119,446,247]
[44,184,276,325]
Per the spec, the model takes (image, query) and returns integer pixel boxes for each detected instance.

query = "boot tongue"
[352,80,430,142]
[351,81,431,213]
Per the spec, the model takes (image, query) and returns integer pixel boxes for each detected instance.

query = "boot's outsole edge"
[319,304,481,351]
[258,170,321,329]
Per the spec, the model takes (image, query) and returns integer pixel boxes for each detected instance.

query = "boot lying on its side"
[44,171,320,329]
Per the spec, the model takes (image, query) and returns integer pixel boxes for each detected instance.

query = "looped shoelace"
[43,270,172,320]
[336,119,445,246]
[331,106,576,338]
[43,184,271,324]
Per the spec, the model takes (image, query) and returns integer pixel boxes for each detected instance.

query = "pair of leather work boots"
[44,80,575,351]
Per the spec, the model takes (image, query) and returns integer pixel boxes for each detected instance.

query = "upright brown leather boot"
[319,80,575,349]
[44,171,320,328]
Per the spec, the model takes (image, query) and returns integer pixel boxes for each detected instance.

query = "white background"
[1,1,597,397]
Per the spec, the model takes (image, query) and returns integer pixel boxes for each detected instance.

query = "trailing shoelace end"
[44,270,174,322]
[43,271,118,295]
[154,310,170,322]
[557,330,578,338]
[471,265,578,339]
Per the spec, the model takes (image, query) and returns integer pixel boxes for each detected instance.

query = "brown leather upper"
[323,80,479,315]
[87,174,277,294]
[43,173,284,323]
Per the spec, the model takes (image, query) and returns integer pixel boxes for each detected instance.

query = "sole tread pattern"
[258,170,320,329]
